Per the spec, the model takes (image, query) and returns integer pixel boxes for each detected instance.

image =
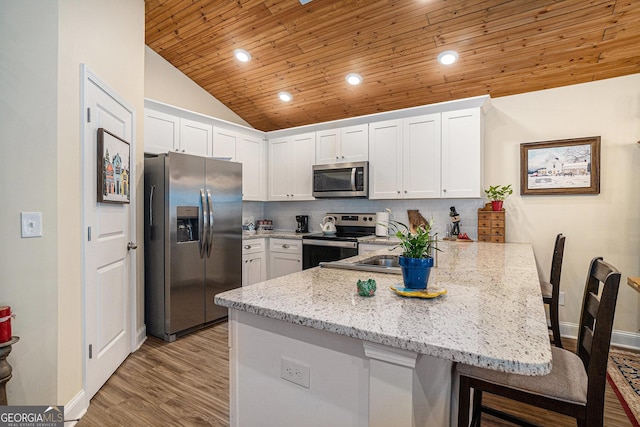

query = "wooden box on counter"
[478,208,505,243]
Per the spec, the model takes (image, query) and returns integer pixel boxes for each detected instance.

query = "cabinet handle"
[282,244,290,249]
[336,156,339,160]
[175,148,179,151]
[341,156,345,159]
[244,245,251,250]
[404,190,407,193]
[397,190,401,194]
[182,149,186,153]
[443,189,447,192]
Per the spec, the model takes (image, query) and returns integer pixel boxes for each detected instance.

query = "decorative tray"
[390,284,447,299]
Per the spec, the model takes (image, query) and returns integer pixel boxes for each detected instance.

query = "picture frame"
[97,128,131,204]
[520,136,600,195]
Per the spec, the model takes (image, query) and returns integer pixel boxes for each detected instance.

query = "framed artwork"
[97,128,131,203]
[520,136,600,195]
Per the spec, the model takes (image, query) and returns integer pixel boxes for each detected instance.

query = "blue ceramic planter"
[398,256,434,289]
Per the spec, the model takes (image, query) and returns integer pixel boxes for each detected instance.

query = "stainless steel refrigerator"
[144,152,242,342]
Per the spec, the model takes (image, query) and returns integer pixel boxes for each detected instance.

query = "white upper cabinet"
[370,111,476,200]
[368,119,403,199]
[144,109,179,154]
[403,114,441,199]
[144,108,212,156]
[237,130,266,201]
[441,108,482,198]
[269,132,316,201]
[316,124,368,164]
[180,118,212,157]
[212,126,238,161]
[369,115,440,200]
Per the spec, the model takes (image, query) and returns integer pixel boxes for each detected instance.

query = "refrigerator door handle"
[149,185,155,228]
[206,189,214,258]
[199,189,208,259]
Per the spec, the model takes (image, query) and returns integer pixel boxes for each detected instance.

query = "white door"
[83,68,135,400]
[441,108,482,198]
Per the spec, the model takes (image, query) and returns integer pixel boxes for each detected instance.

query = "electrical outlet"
[280,357,310,388]
[559,292,565,306]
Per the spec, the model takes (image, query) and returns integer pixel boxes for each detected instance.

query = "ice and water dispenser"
[176,206,199,243]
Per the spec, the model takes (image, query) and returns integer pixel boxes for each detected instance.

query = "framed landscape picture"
[520,136,600,195]
[97,128,131,203]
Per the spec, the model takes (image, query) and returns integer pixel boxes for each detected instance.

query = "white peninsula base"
[228,309,454,427]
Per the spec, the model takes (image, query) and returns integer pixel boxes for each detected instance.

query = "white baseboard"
[135,324,147,351]
[560,322,640,350]
[64,389,87,427]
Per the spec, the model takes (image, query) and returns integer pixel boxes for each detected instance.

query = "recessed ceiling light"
[278,91,293,102]
[437,50,459,65]
[234,48,251,62]
[345,73,363,85]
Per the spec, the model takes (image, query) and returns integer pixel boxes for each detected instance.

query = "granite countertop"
[242,230,306,240]
[216,240,552,375]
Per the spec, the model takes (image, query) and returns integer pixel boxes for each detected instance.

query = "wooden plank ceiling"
[145,0,640,132]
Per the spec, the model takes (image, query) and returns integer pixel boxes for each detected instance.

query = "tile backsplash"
[244,199,484,238]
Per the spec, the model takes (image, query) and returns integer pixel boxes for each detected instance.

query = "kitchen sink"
[358,255,400,267]
[319,254,401,274]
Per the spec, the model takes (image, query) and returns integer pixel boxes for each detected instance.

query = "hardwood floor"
[77,325,633,426]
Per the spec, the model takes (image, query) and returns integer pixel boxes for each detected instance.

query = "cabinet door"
[180,118,212,157]
[237,131,266,201]
[441,108,482,198]
[269,252,301,279]
[340,124,368,163]
[291,132,316,200]
[144,109,179,154]
[268,137,291,200]
[316,129,340,165]
[403,114,441,199]
[368,119,403,199]
[243,253,266,286]
[212,127,238,160]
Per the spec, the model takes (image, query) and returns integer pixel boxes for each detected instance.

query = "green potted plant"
[484,184,513,211]
[387,219,438,290]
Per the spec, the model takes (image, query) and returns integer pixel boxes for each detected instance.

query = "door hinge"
[89,344,93,359]
[87,226,92,241]
[87,107,91,123]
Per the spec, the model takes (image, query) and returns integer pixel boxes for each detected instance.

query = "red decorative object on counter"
[0,307,12,343]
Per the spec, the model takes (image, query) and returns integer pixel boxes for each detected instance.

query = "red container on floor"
[0,306,12,343]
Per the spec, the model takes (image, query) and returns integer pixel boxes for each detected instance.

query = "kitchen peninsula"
[215,241,552,427]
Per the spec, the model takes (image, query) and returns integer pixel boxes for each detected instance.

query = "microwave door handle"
[350,168,356,191]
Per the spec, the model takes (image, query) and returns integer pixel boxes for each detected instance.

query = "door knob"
[127,242,138,250]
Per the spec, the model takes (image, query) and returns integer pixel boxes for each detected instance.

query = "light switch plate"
[21,212,43,238]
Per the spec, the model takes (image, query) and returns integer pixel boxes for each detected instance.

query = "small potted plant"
[387,219,438,290]
[484,184,513,211]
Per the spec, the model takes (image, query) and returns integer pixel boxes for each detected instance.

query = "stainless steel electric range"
[302,213,377,270]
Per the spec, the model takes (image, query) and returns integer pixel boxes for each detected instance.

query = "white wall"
[484,74,640,334]
[0,0,145,408]
[57,0,145,406]
[145,46,252,128]
[0,0,59,405]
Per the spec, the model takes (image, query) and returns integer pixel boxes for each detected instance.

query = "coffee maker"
[296,215,309,233]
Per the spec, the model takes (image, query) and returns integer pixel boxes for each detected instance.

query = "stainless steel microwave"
[312,161,368,198]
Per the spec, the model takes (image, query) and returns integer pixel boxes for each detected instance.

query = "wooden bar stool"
[541,233,566,348]
[456,257,621,427]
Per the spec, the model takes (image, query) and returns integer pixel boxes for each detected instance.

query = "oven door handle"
[302,240,358,249]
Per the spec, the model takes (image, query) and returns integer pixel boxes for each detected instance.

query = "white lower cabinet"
[242,239,267,286]
[268,238,302,279]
